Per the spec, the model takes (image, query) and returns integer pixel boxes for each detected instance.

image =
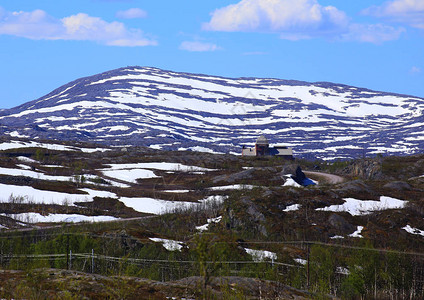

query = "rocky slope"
[1,66,423,160]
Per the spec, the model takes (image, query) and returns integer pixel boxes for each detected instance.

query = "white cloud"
[116,8,147,19]
[363,0,424,29]
[410,66,421,74]
[203,0,350,39]
[0,9,63,40]
[0,7,156,46]
[203,0,405,43]
[341,23,405,44]
[179,41,221,52]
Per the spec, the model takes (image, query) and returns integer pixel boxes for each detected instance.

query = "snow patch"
[0,184,117,206]
[316,196,407,216]
[198,195,228,205]
[208,184,255,191]
[283,178,302,188]
[0,140,108,153]
[245,248,277,262]
[283,204,301,212]
[1,212,118,223]
[402,225,424,237]
[17,156,37,163]
[196,216,222,232]
[348,226,364,238]
[101,169,159,183]
[294,258,307,265]
[149,238,184,251]
[103,162,216,172]
[162,189,191,193]
[118,197,199,214]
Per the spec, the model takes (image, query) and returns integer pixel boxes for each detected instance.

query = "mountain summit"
[1,66,423,160]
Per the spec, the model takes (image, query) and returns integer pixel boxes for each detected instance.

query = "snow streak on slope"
[1,66,424,159]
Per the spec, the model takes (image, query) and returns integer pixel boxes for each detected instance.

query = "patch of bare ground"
[0,174,86,194]
[0,197,147,220]
[75,197,148,218]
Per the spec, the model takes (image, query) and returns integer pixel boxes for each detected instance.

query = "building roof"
[256,135,269,145]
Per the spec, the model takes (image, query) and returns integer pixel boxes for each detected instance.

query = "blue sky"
[0,0,423,108]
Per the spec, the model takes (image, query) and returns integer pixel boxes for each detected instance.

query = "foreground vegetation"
[0,138,424,298]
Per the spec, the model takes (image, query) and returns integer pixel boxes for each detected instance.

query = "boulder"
[328,214,355,233]
[279,164,298,176]
[241,197,266,223]
[212,168,255,184]
[335,180,373,194]
[383,181,412,191]
[343,159,383,180]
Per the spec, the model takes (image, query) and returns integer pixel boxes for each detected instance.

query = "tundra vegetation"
[0,138,423,299]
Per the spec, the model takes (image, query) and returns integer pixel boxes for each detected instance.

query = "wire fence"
[1,232,424,299]
[0,250,294,285]
[0,251,296,272]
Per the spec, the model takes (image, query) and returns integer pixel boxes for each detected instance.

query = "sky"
[0,0,423,109]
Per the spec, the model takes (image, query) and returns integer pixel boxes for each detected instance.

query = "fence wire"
[1,231,424,299]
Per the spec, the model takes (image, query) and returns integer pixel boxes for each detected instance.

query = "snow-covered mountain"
[1,66,424,160]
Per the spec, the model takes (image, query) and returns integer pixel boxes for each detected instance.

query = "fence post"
[306,243,310,290]
[91,249,94,273]
[66,234,69,269]
[69,250,72,270]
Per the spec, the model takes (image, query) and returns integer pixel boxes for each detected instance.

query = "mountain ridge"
[1,66,424,160]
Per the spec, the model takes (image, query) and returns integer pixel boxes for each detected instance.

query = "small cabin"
[242,135,293,159]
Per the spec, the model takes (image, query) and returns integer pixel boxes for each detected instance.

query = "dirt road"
[304,171,345,184]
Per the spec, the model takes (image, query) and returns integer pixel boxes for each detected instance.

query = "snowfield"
[0,184,116,205]
[0,166,73,182]
[101,169,159,183]
[118,195,226,215]
[1,212,119,223]
[316,196,407,216]
[0,140,108,153]
[99,162,217,183]
[0,157,228,219]
[117,197,200,215]
[102,162,216,172]
[2,66,424,160]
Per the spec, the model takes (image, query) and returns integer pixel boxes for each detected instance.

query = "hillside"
[0,138,424,298]
[1,66,424,160]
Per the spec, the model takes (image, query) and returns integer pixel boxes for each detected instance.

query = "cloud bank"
[362,0,424,29]
[203,0,349,37]
[203,0,404,43]
[0,7,156,46]
[341,23,405,44]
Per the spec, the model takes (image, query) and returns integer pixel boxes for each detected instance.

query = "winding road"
[304,171,345,184]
